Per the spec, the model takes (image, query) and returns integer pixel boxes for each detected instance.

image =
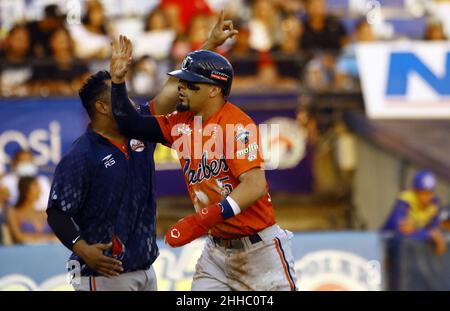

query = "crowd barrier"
[0,232,383,291]
[2,231,448,291]
[384,236,450,290]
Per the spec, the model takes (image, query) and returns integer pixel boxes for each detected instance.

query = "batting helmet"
[412,170,436,191]
[168,50,233,96]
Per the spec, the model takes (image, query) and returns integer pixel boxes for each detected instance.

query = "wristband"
[219,196,241,219]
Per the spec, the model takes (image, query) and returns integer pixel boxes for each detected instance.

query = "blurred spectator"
[335,19,375,90]
[134,8,175,60]
[145,8,171,31]
[334,121,357,193]
[160,0,212,35]
[170,14,214,65]
[227,21,261,90]
[0,149,51,211]
[274,14,303,55]
[296,98,318,147]
[249,0,282,52]
[228,22,260,76]
[295,100,318,192]
[160,3,184,36]
[0,24,33,96]
[187,14,214,50]
[439,205,450,232]
[233,52,298,91]
[272,14,306,79]
[381,170,447,256]
[26,4,66,58]
[6,177,56,244]
[0,25,32,66]
[304,53,337,91]
[69,0,111,59]
[257,54,280,86]
[424,18,448,41]
[170,35,192,66]
[130,55,160,95]
[301,0,347,51]
[30,27,89,96]
[275,0,304,15]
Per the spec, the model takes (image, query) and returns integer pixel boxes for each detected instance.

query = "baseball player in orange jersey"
[109,30,297,290]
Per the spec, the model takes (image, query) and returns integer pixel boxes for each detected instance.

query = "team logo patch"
[236,142,259,160]
[171,228,181,239]
[102,154,116,168]
[248,152,257,162]
[235,125,250,144]
[130,139,145,152]
[181,56,193,70]
[210,70,228,81]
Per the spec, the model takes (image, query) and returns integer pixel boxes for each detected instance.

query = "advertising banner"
[356,42,450,119]
[0,232,383,291]
[0,98,313,195]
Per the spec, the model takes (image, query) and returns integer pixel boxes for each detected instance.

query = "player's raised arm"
[201,10,238,50]
[110,35,166,143]
[152,10,238,115]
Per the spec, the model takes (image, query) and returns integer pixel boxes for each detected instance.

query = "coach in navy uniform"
[46,71,163,291]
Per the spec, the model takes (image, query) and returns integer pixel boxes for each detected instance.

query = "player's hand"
[165,203,223,247]
[73,240,124,277]
[110,35,133,84]
[430,229,448,256]
[399,219,416,235]
[202,10,238,50]
[165,214,207,247]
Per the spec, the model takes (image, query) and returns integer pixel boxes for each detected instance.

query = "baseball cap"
[412,170,436,191]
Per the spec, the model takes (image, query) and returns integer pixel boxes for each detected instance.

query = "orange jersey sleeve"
[148,100,194,148]
[223,112,264,178]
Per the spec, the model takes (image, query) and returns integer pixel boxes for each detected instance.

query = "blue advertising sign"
[386,52,450,96]
[0,98,87,173]
[356,42,450,118]
[0,97,313,195]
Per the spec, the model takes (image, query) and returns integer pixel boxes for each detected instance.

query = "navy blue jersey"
[48,126,158,276]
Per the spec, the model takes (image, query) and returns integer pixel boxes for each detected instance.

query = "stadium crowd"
[0,0,449,97]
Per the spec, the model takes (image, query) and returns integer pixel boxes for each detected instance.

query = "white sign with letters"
[356,42,450,118]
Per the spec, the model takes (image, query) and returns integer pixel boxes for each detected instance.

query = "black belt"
[212,233,262,249]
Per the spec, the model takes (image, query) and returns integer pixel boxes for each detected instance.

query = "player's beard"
[176,100,190,112]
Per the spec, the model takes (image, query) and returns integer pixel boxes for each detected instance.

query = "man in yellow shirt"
[381,170,447,255]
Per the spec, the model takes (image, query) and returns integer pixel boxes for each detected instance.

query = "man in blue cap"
[381,170,447,255]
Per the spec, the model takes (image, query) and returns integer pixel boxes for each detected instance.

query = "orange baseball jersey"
[149,101,275,239]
